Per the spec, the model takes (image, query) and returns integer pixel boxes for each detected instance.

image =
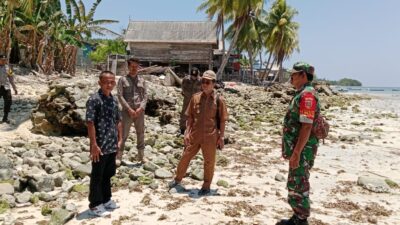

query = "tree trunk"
[6,12,13,61]
[271,60,282,83]
[64,45,78,75]
[221,15,225,55]
[216,21,245,80]
[264,57,276,86]
[248,47,254,84]
[261,52,272,82]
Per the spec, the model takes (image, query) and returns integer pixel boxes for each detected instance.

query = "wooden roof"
[124,21,218,45]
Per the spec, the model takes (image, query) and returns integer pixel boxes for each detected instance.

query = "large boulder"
[28,175,55,192]
[49,208,75,225]
[31,76,177,135]
[357,176,390,193]
[0,183,14,195]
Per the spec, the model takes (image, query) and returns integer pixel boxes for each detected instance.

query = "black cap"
[191,67,199,76]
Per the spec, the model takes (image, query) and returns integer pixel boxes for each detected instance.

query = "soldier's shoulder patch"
[299,92,317,123]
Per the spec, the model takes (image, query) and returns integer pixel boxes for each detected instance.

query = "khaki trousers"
[120,110,145,158]
[175,136,217,189]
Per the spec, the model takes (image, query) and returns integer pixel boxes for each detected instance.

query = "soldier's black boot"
[276,215,308,225]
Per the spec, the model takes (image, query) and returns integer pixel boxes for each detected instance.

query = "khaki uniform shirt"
[0,65,16,91]
[117,74,148,111]
[186,91,229,142]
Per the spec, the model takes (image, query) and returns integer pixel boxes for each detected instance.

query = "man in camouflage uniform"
[0,54,17,123]
[277,62,320,225]
[179,67,201,134]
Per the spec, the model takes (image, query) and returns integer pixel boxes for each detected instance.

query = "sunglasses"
[201,79,212,85]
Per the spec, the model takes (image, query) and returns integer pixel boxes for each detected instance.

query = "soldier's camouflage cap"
[291,62,315,76]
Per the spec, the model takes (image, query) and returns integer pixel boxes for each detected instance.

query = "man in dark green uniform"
[277,62,320,225]
[179,67,201,134]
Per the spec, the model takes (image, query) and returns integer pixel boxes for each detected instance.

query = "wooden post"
[188,63,192,75]
[107,55,110,70]
[209,48,213,71]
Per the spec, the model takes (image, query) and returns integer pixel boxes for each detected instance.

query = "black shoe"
[168,180,180,189]
[276,215,308,225]
[1,119,10,124]
[197,188,211,196]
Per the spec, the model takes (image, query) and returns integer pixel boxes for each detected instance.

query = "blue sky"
[79,0,400,87]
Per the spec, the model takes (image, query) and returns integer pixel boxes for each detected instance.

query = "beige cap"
[202,70,216,80]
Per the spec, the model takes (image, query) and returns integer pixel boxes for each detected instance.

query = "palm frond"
[87,0,101,21]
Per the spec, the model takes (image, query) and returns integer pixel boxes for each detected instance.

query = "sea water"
[332,86,400,114]
[332,86,400,95]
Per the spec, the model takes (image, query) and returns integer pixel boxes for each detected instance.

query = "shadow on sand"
[169,186,220,199]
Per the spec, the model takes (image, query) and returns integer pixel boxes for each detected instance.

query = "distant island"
[318,78,362,86]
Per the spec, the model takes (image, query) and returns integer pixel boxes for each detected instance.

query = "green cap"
[291,62,315,76]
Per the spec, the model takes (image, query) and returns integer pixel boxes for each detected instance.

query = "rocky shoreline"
[0,73,398,225]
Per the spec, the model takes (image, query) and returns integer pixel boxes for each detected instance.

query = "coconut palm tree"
[263,0,299,83]
[225,10,268,83]
[198,0,265,80]
[198,0,233,64]
[219,0,265,80]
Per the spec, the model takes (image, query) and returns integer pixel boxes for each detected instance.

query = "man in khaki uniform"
[117,58,148,164]
[180,67,201,134]
[169,70,229,196]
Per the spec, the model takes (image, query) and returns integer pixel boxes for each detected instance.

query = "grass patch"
[372,127,383,132]
[41,204,52,216]
[138,176,153,185]
[65,168,75,180]
[385,179,399,188]
[0,200,9,214]
[71,184,89,193]
[30,195,40,204]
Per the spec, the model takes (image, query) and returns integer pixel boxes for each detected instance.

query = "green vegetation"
[65,168,74,180]
[198,0,299,80]
[89,39,126,63]
[41,204,53,216]
[319,78,362,86]
[0,0,118,75]
[0,200,9,214]
[30,195,40,204]
[138,176,153,185]
[385,179,399,189]
[71,184,89,193]
[217,179,229,188]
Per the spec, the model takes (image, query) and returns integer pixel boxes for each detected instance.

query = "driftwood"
[138,66,167,75]
[164,68,182,87]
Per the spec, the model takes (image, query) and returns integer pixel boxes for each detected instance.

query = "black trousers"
[0,86,12,117]
[88,152,116,208]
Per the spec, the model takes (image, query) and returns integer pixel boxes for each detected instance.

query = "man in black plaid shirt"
[86,71,122,217]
